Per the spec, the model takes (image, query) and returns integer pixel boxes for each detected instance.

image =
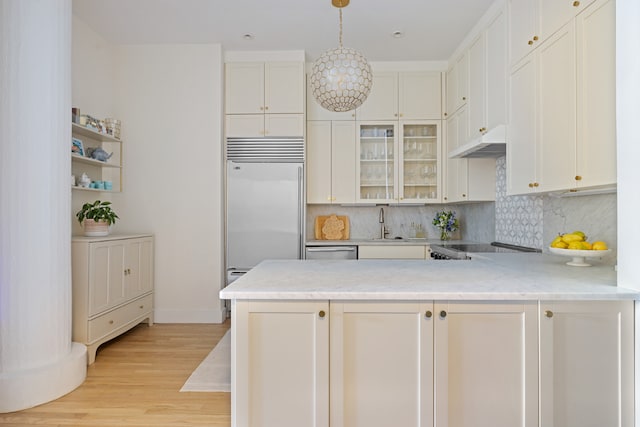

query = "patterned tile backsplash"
[307,156,617,263]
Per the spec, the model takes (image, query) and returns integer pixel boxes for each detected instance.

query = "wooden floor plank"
[0,322,231,426]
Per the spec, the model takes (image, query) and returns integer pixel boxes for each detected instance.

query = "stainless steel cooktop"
[430,242,541,260]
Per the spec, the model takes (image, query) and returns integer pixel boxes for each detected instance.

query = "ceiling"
[72,0,495,62]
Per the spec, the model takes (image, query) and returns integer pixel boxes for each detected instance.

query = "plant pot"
[83,219,110,237]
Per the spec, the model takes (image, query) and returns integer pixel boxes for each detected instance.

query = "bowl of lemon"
[549,231,611,267]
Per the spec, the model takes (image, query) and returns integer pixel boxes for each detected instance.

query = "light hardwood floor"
[0,322,231,427]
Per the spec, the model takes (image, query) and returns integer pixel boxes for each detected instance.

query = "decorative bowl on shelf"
[549,247,612,267]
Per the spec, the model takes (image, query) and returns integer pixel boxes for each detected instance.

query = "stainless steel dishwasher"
[305,245,358,260]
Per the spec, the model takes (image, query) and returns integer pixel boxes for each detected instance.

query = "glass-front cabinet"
[357,122,397,202]
[357,121,440,204]
[400,122,440,202]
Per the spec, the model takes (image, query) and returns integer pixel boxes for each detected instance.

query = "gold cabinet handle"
[528,40,534,45]
[533,36,539,41]
[425,310,433,318]
[319,310,326,318]
[545,310,554,318]
[528,183,534,188]
[573,0,580,6]
[575,175,582,181]
[533,182,539,187]
[440,310,447,318]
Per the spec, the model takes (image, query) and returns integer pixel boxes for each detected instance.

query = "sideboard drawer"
[88,294,153,343]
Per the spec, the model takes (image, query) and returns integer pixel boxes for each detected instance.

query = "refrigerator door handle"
[298,166,303,260]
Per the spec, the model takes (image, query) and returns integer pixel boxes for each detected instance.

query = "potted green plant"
[76,200,119,236]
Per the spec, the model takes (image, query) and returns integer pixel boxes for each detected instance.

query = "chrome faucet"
[379,207,389,239]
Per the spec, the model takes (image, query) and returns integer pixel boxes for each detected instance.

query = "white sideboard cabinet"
[72,234,154,364]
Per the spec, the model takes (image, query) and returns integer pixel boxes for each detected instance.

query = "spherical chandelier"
[310,0,373,113]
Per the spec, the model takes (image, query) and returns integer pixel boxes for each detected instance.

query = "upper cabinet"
[306,76,357,121]
[468,7,507,143]
[510,0,598,65]
[357,71,442,121]
[507,0,615,195]
[225,61,304,137]
[445,52,469,117]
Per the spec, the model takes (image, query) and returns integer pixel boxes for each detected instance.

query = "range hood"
[448,124,506,159]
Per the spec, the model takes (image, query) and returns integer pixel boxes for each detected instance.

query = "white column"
[0,0,86,412]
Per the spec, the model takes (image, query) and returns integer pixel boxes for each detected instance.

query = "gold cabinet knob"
[573,0,580,6]
[425,310,433,318]
[351,113,355,117]
[265,106,269,111]
[528,40,534,45]
[109,320,114,324]
[440,310,447,318]
[462,193,466,197]
[444,197,448,201]
[399,113,403,117]
[444,112,448,117]
[545,310,553,318]
[533,182,539,187]
[319,310,326,318]
[260,106,264,111]
[533,36,539,41]
[528,183,534,188]
[575,175,582,181]
[462,96,466,101]
[140,305,144,309]
[394,113,398,117]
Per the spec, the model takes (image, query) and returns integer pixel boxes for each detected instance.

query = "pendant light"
[310,0,373,112]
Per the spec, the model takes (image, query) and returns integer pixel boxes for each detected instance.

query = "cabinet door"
[539,0,596,42]
[233,300,329,427]
[225,114,265,137]
[486,8,507,131]
[265,62,304,114]
[434,301,538,427]
[509,0,539,64]
[400,121,441,203]
[357,122,397,202]
[399,71,442,120]
[508,54,538,195]
[331,121,357,204]
[88,242,125,316]
[123,237,153,298]
[356,72,398,120]
[307,121,333,204]
[225,62,264,114]
[330,301,434,427]
[468,34,487,142]
[444,108,469,203]
[538,22,576,192]
[576,0,616,188]
[539,300,633,427]
[265,114,304,137]
[446,53,469,116]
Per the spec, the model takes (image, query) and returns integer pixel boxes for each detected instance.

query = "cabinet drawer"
[358,245,427,259]
[88,294,153,343]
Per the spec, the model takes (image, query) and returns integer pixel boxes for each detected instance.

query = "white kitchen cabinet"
[444,108,496,203]
[232,300,329,427]
[72,235,154,364]
[539,300,633,427]
[307,120,356,204]
[330,301,434,427]
[508,0,614,195]
[445,52,469,117]
[510,0,540,64]
[225,113,304,137]
[357,121,442,204]
[507,54,539,194]
[467,7,507,143]
[357,71,442,121]
[539,0,597,44]
[357,245,429,260]
[72,123,122,193]
[434,301,539,427]
[575,0,616,189]
[225,62,304,114]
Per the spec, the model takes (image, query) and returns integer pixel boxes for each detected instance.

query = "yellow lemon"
[551,236,563,246]
[562,233,584,244]
[572,230,586,239]
[592,241,608,251]
[551,241,569,249]
[568,241,586,250]
[581,241,593,250]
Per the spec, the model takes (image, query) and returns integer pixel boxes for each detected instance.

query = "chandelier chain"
[339,8,343,47]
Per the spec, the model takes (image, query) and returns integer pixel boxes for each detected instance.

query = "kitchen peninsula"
[220,254,637,427]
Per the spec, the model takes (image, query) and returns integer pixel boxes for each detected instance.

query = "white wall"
[112,44,225,323]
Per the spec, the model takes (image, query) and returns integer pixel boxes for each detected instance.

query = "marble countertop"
[220,253,639,301]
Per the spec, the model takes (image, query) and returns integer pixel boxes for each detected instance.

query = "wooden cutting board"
[314,215,350,240]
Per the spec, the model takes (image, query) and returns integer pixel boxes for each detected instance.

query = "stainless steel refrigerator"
[225,137,304,285]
